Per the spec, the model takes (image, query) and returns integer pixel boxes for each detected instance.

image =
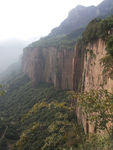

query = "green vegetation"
[100,30,113,79]
[0,72,112,150]
[0,73,112,150]
[29,35,76,50]
[28,28,84,50]
[68,89,113,150]
[76,89,113,134]
[82,16,113,44]
[0,74,71,149]
[106,35,113,56]
[100,55,113,80]
[79,16,113,79]
[16,102,77,150]
[101,34,113,79]
[0,73,111,150]
[15,88,113,150]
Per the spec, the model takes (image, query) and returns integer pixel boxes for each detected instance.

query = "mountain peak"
[68,5,86,16]
[76,5,86,9]
[50,0,113,36]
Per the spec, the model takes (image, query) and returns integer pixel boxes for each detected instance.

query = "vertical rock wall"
[83,39,113,93]
[22,47,78,90]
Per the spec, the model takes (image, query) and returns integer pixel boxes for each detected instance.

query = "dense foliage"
[100,55,113,80]
[106,35,113,56]
[101,36,113,78]
[0,73,113,150]
[82,16,113,44]
[0,74,76,150]
[14,88,113,150]
[68,89,113,150]
[76,89,113,134]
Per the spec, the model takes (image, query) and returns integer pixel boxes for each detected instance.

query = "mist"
[0,37,41,74]
[0,39,27,73]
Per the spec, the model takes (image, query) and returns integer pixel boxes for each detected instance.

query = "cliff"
[23,47,76,90]
[22,39,113,91]
[22,13,113,135]
[83,39,113,93]
[22,0,113,92]
[77,39,113,133]
[22,37,113,134]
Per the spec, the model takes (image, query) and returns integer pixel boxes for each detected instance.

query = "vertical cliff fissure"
[73,45,85,91]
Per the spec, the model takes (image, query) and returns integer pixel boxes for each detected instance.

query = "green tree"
[76,89,113,135]
[106,35,113,56]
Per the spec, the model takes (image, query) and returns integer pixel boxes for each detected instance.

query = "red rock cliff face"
[22,46,84,91]
[80,39,113,133]
[83,39,113,93]
[22,39,113,92]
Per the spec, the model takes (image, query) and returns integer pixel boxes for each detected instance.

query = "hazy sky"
[0,0,103,41]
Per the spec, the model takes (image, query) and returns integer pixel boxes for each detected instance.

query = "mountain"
[0,61,21,84]
[1,15,113,150]
[0,0,113,149]
[98,0,113,16]
[50,0,113,36]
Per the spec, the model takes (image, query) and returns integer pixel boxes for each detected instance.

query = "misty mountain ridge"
[50,0,113,36]
[0,38,32,74]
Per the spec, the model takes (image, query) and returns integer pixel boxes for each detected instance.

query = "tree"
[0,85,5,96]
[68,89,113,150]
[106,35,113,56]
[76,89,113,135]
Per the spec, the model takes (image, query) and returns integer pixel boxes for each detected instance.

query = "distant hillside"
[0,39,27,73]
[50,0,113,36]
[98,0,113,16]
[0,61,21,84]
